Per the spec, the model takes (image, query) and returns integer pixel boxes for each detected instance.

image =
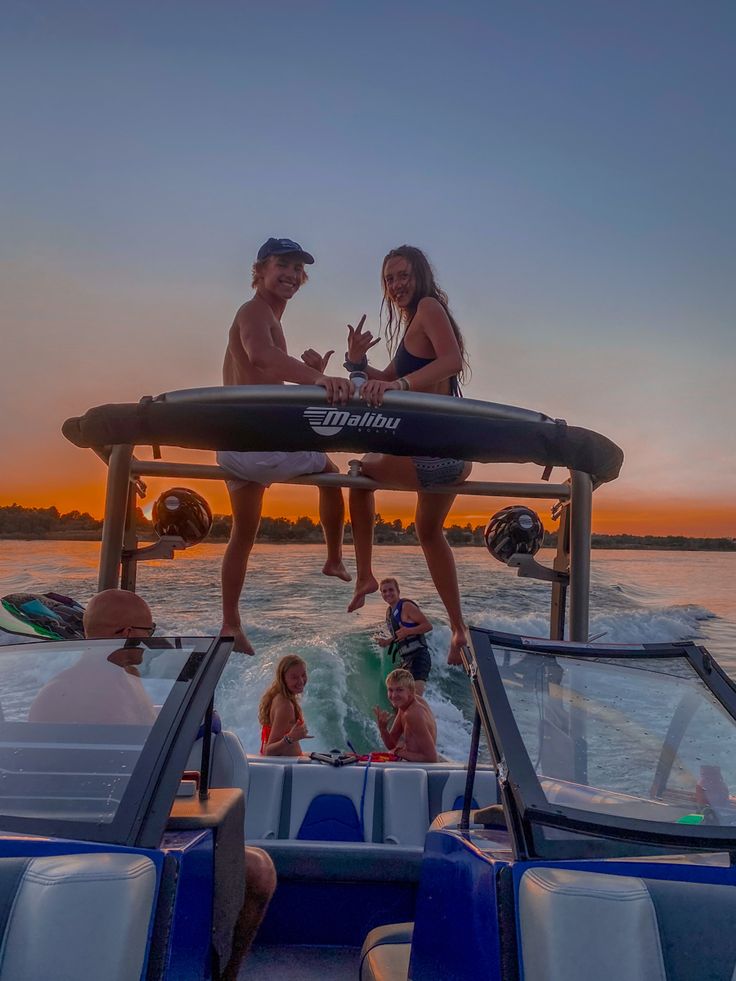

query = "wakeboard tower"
[60,384,624,647]
[8,385,736,981]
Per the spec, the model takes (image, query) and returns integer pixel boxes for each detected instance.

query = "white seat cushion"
[0,852,156,981]
[383,768,428,847]
[360,923,413,981]
[439,768,497,814]
[519,867,666,981]
[245,762,285,839]
[186,729,252,834]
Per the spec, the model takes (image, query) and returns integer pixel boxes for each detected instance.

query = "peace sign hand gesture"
[347,315,381,364]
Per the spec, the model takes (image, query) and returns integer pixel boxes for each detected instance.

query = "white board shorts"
[217,449,328,490]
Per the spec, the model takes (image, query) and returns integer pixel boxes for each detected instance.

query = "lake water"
[2,541,735,762]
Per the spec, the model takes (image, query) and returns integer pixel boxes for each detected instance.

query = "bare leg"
[348,454,418,613]
[319,459,350,581]
[347,487,378,610]
[222,847,277,981]
[221,482,266,655]
[415,486,470,665]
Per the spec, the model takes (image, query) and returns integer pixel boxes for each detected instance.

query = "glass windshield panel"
[0,638,211,827]
[493,646,736,829]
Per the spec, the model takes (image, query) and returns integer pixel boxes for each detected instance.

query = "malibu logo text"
[303,407,401,437]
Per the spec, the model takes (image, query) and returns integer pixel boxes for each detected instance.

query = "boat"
[4,385,736,980]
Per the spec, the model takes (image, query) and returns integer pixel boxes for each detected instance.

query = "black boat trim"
[62,387,624,486]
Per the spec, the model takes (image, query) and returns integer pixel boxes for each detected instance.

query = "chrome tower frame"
[91,387,597,643]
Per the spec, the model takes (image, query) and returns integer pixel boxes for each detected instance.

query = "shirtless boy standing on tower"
[218,237,352,654]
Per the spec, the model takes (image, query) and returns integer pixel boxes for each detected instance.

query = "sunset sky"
[1,1,734,537]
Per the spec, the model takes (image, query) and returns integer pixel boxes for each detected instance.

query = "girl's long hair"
[258,654,306,725]
[380,245,469,383]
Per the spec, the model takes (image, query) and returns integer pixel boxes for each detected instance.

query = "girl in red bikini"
[258,655,312,756]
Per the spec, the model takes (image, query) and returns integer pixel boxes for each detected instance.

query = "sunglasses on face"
[113,624,156,636]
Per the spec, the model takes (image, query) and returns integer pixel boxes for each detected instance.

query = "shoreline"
[1,533,734,552]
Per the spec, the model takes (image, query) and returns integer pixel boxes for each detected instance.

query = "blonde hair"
[379,577,399,591]
[386,668,415,690]
[251,256,309,290]
[258,655,306,725]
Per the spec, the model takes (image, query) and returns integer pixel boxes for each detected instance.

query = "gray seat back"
[520,867,665,981]
[0,852,156,981]
[383,768,428,846]
[186,729,251,833]
[519,866,736,981]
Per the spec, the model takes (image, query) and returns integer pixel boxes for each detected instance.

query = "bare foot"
[347,576,379,612]
[221,624,255,656]
[447,626,469,666]
[322,559,352,582]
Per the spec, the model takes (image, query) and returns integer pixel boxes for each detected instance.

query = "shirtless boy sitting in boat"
[373,668,438,763]
[218,237,353,655]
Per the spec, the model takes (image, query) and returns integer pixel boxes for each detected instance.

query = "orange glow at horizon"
[3,480,734,539]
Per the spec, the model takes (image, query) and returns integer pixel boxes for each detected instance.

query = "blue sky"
[1,1,734,533]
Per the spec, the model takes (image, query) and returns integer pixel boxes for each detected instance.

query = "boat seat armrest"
[474,803,507,826]
[360,923,413,981]
[429,804,507,832]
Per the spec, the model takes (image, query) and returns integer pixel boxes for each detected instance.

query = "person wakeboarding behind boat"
[218,238,353,655]
[343,245,472,664]
[378,577,432,695]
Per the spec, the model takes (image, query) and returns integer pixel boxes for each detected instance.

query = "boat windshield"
[470,630,736,857]
[0,636,229,844]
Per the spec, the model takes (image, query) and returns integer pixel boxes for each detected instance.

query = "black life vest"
[386,598,428,662]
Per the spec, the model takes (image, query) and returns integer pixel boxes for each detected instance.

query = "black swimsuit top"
[394,338,460,397]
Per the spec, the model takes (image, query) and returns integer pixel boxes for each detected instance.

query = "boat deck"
[244,945,361,980]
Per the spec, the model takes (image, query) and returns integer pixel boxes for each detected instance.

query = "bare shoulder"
[414,296,452,332]
[234,295,275,334]
[415,296,447,318]
[415,697,435,721]
[405,699,425,721]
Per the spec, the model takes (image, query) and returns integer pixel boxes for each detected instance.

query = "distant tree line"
[589,533,735,551]
[186,513,520,547]
[0,503,147,538]
[2,503,734,550]
[0,504,103,537]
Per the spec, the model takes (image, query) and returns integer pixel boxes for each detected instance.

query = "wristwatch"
[284,734,294,745]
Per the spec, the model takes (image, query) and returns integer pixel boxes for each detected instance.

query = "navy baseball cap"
[257,237,315,264]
